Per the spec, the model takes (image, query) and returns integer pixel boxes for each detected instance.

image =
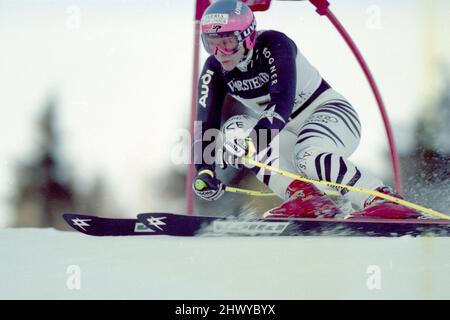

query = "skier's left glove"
[192,169,225,201]
[223,136,257,165]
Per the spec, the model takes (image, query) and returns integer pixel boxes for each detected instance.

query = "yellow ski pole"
[243,156,450,220]
[225,186,276,197]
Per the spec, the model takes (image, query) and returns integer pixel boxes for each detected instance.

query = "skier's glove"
[192,169,225,201]
[223,136,257,166]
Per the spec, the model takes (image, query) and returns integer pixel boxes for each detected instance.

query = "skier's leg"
[290,89,420,218]
[248,125,341,218]
[292,91,384,209]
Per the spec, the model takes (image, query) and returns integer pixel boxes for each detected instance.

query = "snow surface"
[1,228,450,299]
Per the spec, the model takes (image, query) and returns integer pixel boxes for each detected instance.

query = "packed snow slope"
[1,228,449,299]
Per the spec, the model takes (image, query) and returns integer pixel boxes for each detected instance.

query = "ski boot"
[348,186,422,219]
[263,180,341,219]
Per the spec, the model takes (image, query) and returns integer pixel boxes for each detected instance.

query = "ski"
[137,213,450,237]
[63,212,450,237]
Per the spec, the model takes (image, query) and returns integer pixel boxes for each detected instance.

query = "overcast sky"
[0,0,449,226]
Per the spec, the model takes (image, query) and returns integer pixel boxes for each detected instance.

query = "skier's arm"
[193,58,226,173]
[252,32,297,146]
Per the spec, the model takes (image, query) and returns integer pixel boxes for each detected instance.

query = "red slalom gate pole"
[309,0,404,195]
[186,0,210,215]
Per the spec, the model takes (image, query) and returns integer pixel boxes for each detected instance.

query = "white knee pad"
[293,145,325,177]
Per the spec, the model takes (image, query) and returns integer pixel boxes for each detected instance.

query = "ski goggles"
[201,32,243,55]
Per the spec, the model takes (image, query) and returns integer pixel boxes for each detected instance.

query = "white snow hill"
[1,228,449,299]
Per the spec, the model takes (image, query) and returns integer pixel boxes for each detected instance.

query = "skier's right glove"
[192,169,225,201]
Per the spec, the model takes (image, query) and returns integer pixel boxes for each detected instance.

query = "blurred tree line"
[396,70,450,211]
[12,95,118,229]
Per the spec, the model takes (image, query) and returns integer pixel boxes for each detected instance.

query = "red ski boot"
[263,180,341,218]
[349,186,422,219]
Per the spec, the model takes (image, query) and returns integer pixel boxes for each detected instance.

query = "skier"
[192,0,420,219]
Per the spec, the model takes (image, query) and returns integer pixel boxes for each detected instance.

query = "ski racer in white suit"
[193,0,419,219]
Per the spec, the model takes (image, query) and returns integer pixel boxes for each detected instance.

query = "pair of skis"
[63,212,450,237]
